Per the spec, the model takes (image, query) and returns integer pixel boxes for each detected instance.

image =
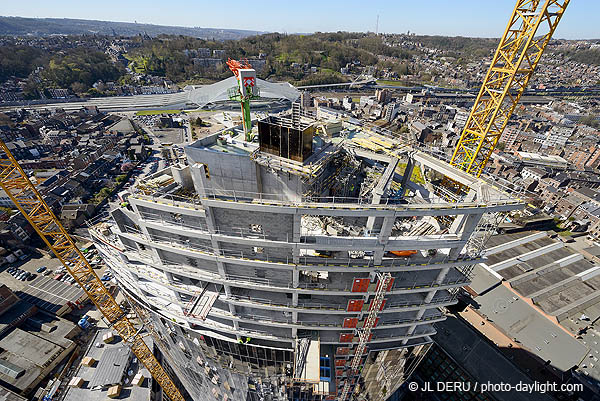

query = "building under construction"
[90,108,521,400]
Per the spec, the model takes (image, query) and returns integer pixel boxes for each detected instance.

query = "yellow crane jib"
[450,0,569,177]
[0,144,185,401]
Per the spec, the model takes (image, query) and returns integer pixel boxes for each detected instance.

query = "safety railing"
[140,212,290,242]
[231,312,445,329]
[299,232,460,246]
[118,222,480,270]
[387,295,456,309]
[139,293,293,340]
[226,293,456,311]
[227,295,347,311]
[131,184,521,211]
[116,228,470,292]
[373,328,437,341]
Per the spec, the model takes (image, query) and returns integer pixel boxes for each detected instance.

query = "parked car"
[37,266,47,273]
[53,273,64,280]
[27,273,36,281]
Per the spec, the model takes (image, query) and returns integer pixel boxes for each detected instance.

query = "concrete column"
[255,162,263,194]
[400,157,415,197]
[147,245,162,264]
[373,215,395,264]
[292,309,298,338]
[450,212,481,237]
[449,213,468,234]
[165,271,176,282]
[292,269,299,287]
[434,267,450,285]
[202,204,218,233]
[366,216,378,233]
[401,287,440,346]
[173,290,185,303]
[216,260,226,278]
[403,302,430,346]
[128,205,163,263]
[292,213,302,242]
[190,163,209,197]
[223,284,237,315]
[402,324,417,345]
[128,200,142,218]
[449,190,477,233]
[171,164,193,189]
[449,213,481,259]
[423,290,437,304]
[292,292,298,307]
[293,213,301,264]
[200,202,229,280]
[459,213,483,240]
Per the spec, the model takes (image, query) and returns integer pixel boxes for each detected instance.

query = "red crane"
[226,58,258,141]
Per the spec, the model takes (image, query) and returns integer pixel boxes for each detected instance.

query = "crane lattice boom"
[450,0,569,177]
[0,144,184,401]
[226,58,252,78]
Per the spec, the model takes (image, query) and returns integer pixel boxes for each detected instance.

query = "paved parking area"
[0,254,63,292]
[0,251,107,293]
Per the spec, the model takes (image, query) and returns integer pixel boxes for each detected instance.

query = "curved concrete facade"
[92,118,521,400]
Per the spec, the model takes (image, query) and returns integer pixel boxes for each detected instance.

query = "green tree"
[42,49,124,91]
[70,81,87,95]
[579,115,600,129]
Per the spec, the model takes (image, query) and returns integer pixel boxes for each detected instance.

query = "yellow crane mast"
[450,0,569,177]
[0,143,185,401]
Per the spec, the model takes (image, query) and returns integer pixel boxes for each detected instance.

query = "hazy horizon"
[1,0,598,40]
[2,14,600,41]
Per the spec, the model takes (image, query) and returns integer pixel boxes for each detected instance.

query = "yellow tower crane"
[0,144,185,400]
[339,1,570,400]
[450,0,569,177]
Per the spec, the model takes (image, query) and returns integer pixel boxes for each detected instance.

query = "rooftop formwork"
[91,109,522,401]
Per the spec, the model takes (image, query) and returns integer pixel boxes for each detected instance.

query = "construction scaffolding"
[340,273,392,401]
